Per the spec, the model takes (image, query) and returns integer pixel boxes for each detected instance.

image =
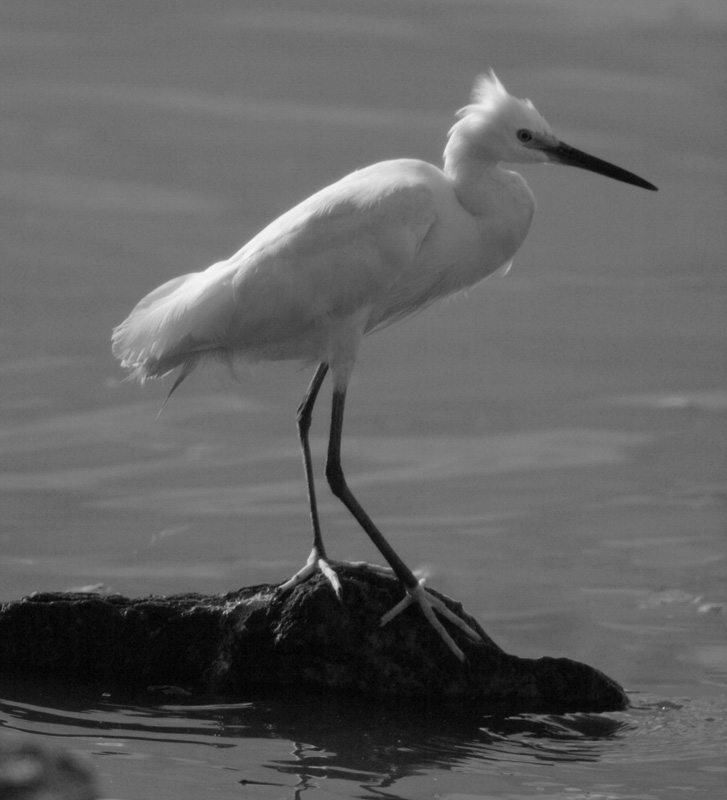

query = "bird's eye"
[517,129,533,143]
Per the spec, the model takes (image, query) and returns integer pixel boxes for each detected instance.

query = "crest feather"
[444,69,554,165]
[456,69,535,120]
[471,69,508,105]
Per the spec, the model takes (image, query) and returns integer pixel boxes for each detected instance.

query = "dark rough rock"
[0,565,627,713]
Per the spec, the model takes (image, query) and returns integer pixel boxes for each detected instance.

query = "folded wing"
[112,162,437,383]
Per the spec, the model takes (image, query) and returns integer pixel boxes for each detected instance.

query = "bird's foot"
[380,579,482,661]
[277,548,342,597]
[278,555,398,597]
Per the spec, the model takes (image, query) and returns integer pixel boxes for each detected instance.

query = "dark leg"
[325,387,419,590]
[325,386,483,660]
[297,362,329,557]
[277,362,342,595]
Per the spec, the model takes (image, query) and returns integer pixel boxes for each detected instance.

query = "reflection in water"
[0,680,639,794]
[2,681,727,797]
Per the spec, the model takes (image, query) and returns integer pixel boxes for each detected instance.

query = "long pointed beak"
[544,140,658,191]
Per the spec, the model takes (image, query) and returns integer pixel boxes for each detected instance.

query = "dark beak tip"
[637,179,658,192]
[551,141,658,194]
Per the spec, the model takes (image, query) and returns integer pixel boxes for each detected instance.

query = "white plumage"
[113,71,656,660]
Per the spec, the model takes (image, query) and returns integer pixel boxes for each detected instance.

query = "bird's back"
[112,158,532,383]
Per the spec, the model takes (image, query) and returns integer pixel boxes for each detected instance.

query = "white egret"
[113,71,657,660]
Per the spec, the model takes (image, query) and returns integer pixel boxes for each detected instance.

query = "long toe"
[277,550,342,597]
[380,579,482,661]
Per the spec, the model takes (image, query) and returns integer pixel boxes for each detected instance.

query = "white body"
[113,75,542,390]
[111,72,655,661]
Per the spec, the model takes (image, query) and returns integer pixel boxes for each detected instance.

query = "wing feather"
[113,161,437,381]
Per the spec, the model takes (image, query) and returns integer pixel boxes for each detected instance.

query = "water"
[2,1,726,797]
[2,683,727,798]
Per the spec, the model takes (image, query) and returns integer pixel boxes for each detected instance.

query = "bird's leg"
[325,387,482,660]
[277,363,342,597]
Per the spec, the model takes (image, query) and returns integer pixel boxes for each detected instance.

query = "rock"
[0,564,627,713]
[0,734,98,800]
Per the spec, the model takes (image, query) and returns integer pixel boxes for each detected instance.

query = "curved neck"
[443,118,506,215]
[443,120,536,259]
[444,154,501,215]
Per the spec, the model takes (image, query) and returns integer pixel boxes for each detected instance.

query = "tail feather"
[112,263,235,384]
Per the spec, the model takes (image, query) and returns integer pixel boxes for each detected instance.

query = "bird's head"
[448,71,555,166]
[445,70,657,191]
